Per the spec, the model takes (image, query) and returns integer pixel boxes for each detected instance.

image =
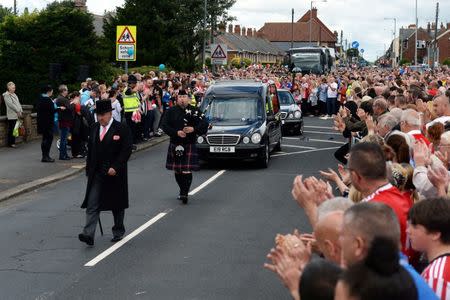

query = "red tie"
[100,126,107,141]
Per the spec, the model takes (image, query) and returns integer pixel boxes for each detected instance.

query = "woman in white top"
[2,82,23,148]
[109,89,122,122]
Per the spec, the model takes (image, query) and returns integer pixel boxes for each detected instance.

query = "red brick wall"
[437,31,450,64]
[402,30,430,64]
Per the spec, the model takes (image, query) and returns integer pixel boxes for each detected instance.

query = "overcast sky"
[1,0,449,62]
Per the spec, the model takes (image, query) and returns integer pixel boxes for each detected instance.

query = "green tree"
[103,0,235,71]
[0,1,111,105]
[0,5,12,23]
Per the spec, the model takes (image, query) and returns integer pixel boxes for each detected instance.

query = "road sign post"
[211,44,228,65]
[116,25,137,73]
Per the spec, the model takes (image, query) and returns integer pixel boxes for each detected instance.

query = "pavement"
[0,136,169,203]
[0,117,346,300]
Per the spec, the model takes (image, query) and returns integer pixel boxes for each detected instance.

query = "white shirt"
[111,99,122,122]
[413,156,447,200]
[426,116,450,129]
[327,82,338,98]
[99,117,114,138]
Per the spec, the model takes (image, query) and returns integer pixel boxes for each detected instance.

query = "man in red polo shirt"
[348,142,414,259]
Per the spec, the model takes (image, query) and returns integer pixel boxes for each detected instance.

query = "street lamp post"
[384,17,397,67]
[309,0,327,46]
[414,0,418,65]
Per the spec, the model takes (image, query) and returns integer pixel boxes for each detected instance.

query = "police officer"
[161,89,208,204]
[78,99,132,246]
[122,75,141,144]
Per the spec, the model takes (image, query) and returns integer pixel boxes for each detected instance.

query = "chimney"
[247,28,253,37]
[242,26,246,36]
[427,22,431,33]
[447,23,450,30]
[228,24,233,33]
[311,7,318,19]
[234,25,241,35]
[218,23,226,33]
[441,22,445,30]
[432,22,436,30]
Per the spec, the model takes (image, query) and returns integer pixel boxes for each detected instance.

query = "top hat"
[94,99,114,114]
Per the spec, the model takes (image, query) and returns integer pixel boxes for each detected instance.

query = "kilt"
[166,143,200,172]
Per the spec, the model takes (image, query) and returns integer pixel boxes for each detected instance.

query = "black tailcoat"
[82,120,132,211]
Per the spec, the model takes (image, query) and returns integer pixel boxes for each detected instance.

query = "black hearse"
[196,81,282,168]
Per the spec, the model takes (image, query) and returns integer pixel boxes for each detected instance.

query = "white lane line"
[84,170,226,267]
[303,130,342,136]
[304,125,334,130]
[272,146,339,157]
[283,137,302,140]
[189,170,226,196]
[85,211,170,267]
[308,138,346,145]
[282,144,317,150]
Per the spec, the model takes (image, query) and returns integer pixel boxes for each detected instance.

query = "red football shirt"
[363,183,414,258]
[422,254,450,299]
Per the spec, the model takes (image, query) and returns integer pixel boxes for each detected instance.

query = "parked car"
[278,89,304,135]
[196,81,282,168]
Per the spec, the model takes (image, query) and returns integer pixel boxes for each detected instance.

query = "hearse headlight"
[294,111,302,119]
[197,136,204,144]
[243,136,250,144]
[251,132,262,144]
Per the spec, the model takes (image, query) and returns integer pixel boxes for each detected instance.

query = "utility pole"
[384,18,396,67]
[433,1,439,69]
[14,0,17,15]
[202,0,207,71]
[414,0,418,65]
[291,8,294,50]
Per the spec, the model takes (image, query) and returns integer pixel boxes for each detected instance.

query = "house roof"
[257,9,336,43]
[216,33,285,55]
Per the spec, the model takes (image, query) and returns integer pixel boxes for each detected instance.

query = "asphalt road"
[0,117,346,300]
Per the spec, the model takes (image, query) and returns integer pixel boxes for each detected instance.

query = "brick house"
[436,24,450,64]
[257,8,338,52]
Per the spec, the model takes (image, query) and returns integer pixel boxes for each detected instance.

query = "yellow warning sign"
[116,25,137,61]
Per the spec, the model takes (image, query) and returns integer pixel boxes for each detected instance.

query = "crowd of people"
[263,65,450,300]
[3,61,450,298]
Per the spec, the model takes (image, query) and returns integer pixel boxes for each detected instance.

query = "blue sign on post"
[351,41,359,49]
[360,49,364,53]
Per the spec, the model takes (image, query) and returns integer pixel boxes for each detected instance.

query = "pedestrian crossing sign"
[211,44,227,65]
[117,26,136,44]
[116,25,137,62]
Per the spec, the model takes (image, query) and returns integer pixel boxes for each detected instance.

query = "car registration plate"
[282,120,285,125]
[210,146,235,153]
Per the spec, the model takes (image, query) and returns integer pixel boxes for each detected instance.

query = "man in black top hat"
[161,89,208,204]
[78,99,132,246]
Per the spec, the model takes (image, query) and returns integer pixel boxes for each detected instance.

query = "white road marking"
[303,130,342,136]
[189,170,226,196]
[272,146,339,157]
[84,170,227,267]
[308,138,346,145]
[304,125,334,130]
[84,211,170,267]
[282,144,317,150]
[283,137,302,140]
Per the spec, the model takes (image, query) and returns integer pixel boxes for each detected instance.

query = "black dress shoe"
[41,157,55,163]
[180,195,188,205]
[78,233,94,246]
[111,236,123,243]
